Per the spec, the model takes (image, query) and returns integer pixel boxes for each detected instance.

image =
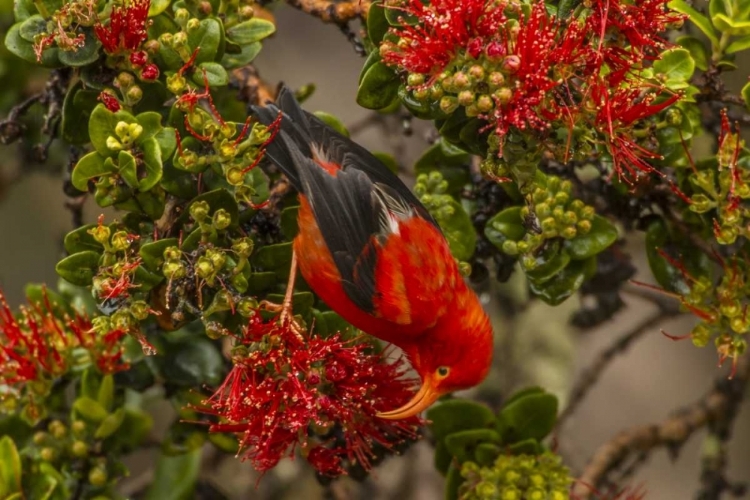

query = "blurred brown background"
[1,4,749,499]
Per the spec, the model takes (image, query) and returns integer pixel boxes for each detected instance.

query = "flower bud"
[115,72,134,89]
[561,227,577,239]
[440,96,459,114]
[665,108,683,125]
[412,87,429,101]
[71,440,89,458]
[144,39,160,53]
[159,32,174,46]
[430,84,444,100]
[130,300,151,321]
[140,64,160,81]
[488,71,505,88]
[535,202,550,219]
[576,219,592,234]
[89,466,108,487]
[163,246,181,261]
[494,87,512,106]
[48,420,66,439]
[129,50,148,67]
[110,231,131,251]
[40,447,57,462]
[33,431,48,445]
[89,224,111,245]
[195,256,215,280]
[502,240,519,256]
[175,8,190,25]
[172,31,188,48]
[226,166,245,186]
[239,5,254,18]
[126,85,143,104]
[206,248,226,270]
[212,208,231,230]
[502,55,521,73]
[186,18,201,32]
[238,297,259,317]
[163,260,186,280]
[465,104,480,117]
[452,71,470,90]
[458,90,475,107]
[485,40,504,59]
[476,94,494,113]
[190,200,210,222]
[407,73,425,87]
[166,73,187,94]
[232,237,254,257]
[106,136,123,151]
[468,65,484,81]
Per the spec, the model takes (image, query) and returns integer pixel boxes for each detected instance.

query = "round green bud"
[172,31,188,48]
[159,32,174,46]
[730,316,746,334]
[88,224,111,246]
[166,73,187,94]
[71,440,89,458]
[468,65,485,81]
[40,447,57,462]
[488,71,505,88]
[163,246,181,261]
[429,84,444,100]
[547,176,561,192]
[89,466,108,487]
[72,420,86,436]
[494,87,513,106]
[126,85,143,104]
[407,73,425,87]
[665,108,683,126]
[458,90,475,107]
[517,240,529,253]
[232,238,254,258]
[226,166,245,186]
[521,255,537,270]
[130,300,151,321]
[453,71,470,90]
[238,298,259,317]
[195,257,215,280]
[440,96,459,114]
[541,217,557,233]
[465,104,480,117]
[535,202,550,219]
[580,206,595,220]
[105,136,123,152]
[115,72,134,89]
[476,94,494,113]
[239,5,254,18]
[174,8,190,25]
[162,260,186,280]
[110,231,131,252]
[206,249,227,270]
[190,200,210,222]
[33,431,48,445]
[412,87,430,101]
[48,420,66,439]
[576,219,592,234]
[502,240,519,255]
[561,226,577,239]
[212,208,232,230]
[186,18,200,32]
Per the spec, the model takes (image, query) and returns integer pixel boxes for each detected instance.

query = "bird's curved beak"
[376,376,440,420]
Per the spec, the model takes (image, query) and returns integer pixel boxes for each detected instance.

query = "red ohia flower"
[98,91,121,112]
[94,0,151,54]
[195,315,423,476]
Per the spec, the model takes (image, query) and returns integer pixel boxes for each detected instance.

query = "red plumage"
[253,88,494,418]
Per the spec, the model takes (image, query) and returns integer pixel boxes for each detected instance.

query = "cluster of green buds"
[414,171,457,220]
[88,219,141,304]
[30,417,118,497]
[112,72,144,107]
[502,177,595,265]
[400,38,522,119]
[662,253,749,377]
[458,453,572,500]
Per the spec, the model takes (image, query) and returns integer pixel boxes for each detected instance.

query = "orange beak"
[376,375,440,420]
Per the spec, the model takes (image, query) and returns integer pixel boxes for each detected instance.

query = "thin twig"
[557,308,679,428]
[572,354,750,498]
[284,0,371,23]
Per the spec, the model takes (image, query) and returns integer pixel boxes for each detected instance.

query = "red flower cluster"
[94,0,151,54]
[381,0,685,181]
[195,315,422,476]
[0,289,129,393]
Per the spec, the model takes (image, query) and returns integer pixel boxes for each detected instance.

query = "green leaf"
[433,442,452,475]
[474,443,501,466]
[359,50,381,85]
[193,61,228,87]
[95,408,126,439]
[140,238,179,271]
[367,1,389,43]
[145,449,201,500]
[709,0,732,20]
[438,199,477,261]
[557,0,581,19]
[226,18,275,45]
[118,150,139,188]
[312,310,354,336]
[653,48,695,89]
[160,338,223,386]
[726,35,750,53]
[444,463,463,500]
[155,127,177,161]
[444,429,501,463]
[73,396,109,423]
[97,374,115,412]
[5,23,61,66]
[89,104,138,156]
[187,18,221,64]
[81,368,100,400]
[668,1,719,46]
[71,151,115,192]
[139,138,164,191]
[177,189,239,227]
[529,257,594,306]
[134,265,165,291]
[280,206,299,240]
[24,468,60,500]
[356,61,400,110]
[251,242,292,270]
[0,436,22,498]
[712,13,750,34]
[62,82,99,144]
[524,247,571,284]
[63,224,102,254]
[58,30,101,66]
[148,0,171,16]
[221,41,262,68]
[135,111,164,141]
[19,15,46,41]
[313,111,350,137]
[14,0,35,21]
[55,251,100,286]
[507,438,542,455]
[677,35,709,71]
[743,81,750,109]
[496,391,558,444]
[427,399,495,441]
[645,218,710,295]
[563,215,618,260]
[484,207,525,249]
[246,271,277,293]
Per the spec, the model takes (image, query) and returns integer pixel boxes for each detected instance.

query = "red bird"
[252,87,494,419]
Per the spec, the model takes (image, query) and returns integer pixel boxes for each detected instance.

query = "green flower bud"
[576,219,592,234]
[665,108,683,125]
[33,431,48,445]
[458,90,475,107]
[488,71,505,88]
[547,176,561,192]
[453,71,470,90]
[195,256,215,280]
[40,447,57,462]
[89,466,108,487]
[127,85,143,104]
[535,202,550,219]
[238,297,259,317]
[212,208,232,230]
[164,246,181,261]
[130,300,151,321]
[106,136,123,151]
[172,31,188,48]
[476,94,494,113]
[48,420,66,439]
[730,316,746,334]
[232,237,254,257]
[430,84,444,100]
[88,224,111,245]
[412,87,430,101]
[502,240,519,256]
[71,440,89,458]
[517,240,529,253]
[440,96,459,114]
[206,248,226,270]
[561,226,577,239]
[579,206,595,220]
[468,65,485,81]
[239,5,254,18]
[553,191,569,206]
[163,260,186,280]
[186,18,201,32]
[190,200,210,222]
[541,217,556,233]
[175,8,190,26]
[521,255,537,270]
[716,224,738,245]
[226,166,245,186]
[110,231,131,252]
[115,72,134,89]
[159,32,174,46]
[407,73,425,87]
[167,73,187,94]
[465,104,480,117]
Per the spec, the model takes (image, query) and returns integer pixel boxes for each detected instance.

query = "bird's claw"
[259,299,305,341]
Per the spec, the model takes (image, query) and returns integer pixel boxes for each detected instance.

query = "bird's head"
[377,292,494,420]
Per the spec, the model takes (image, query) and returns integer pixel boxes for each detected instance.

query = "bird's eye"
[436,366,450,378]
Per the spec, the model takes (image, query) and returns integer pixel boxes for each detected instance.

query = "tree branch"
[557,307,679,428]
[283,0,371,23]
[572,354,750,498]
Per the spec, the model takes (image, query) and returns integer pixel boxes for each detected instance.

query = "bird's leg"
[260,250,305,340]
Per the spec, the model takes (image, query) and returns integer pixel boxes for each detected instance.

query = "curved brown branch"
[284,0,371,23]
[572,354,750,498]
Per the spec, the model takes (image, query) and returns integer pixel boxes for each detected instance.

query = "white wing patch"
[373,183,414,236]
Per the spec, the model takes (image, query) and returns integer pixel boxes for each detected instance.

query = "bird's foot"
[259,300,305,341]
